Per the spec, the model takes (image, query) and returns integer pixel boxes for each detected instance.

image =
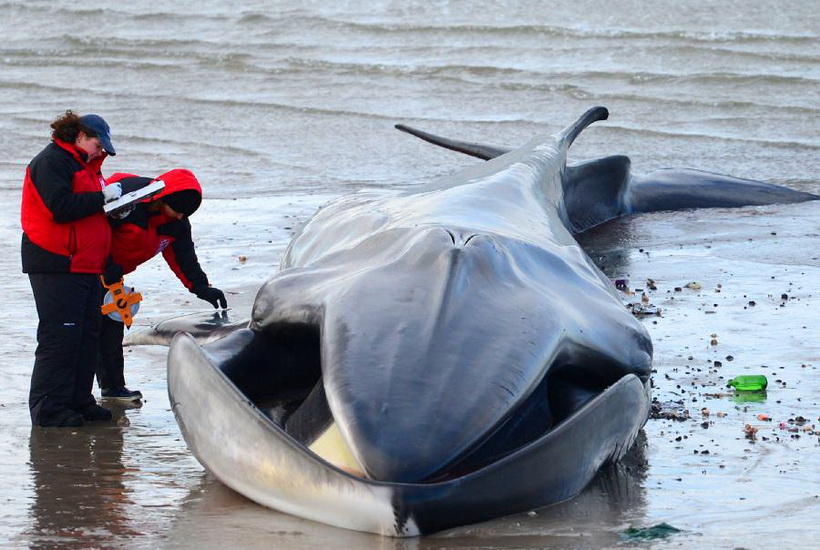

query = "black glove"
[194,285,227,309]
[103,262,124,285]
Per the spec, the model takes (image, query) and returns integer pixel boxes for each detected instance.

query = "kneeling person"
[99,169,227,401]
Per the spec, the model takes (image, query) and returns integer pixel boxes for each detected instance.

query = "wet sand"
[0,189,817,549]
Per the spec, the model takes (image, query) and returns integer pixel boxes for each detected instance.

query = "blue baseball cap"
[80,114,116,156]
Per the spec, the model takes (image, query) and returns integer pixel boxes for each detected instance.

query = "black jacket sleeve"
[159,218,209,291]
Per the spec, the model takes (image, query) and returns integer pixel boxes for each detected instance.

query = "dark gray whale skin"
[395,122,819,233]
[165,107,817,536]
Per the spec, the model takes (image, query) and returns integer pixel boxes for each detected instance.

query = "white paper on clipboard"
[104,180,166,217]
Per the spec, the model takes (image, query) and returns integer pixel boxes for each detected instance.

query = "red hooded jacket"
[105,169,209,291]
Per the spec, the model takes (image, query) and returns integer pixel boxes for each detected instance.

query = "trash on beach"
[628,303,661,316]
[614,278,629,291]
[727,375,768,392]
[650,400,690,421]
[622,522,683,541]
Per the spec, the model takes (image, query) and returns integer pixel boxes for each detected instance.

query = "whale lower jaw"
[167,331,650,537]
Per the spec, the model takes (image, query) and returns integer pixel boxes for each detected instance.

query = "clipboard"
[104,180,166,217]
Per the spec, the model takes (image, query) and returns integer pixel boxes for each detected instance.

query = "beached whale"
[162,107,818,536]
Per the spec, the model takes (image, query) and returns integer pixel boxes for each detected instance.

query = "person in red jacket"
[98,169,227,401]
[22,110,123,427]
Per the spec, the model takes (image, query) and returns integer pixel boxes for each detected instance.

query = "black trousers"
[28,273,102,426]
[96,314,125,390]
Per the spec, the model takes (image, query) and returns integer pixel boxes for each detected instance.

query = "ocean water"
[0,1,817,548]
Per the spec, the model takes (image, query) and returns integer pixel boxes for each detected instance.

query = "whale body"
[164,107,818,536]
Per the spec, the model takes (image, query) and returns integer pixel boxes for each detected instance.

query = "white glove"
[102,182,122,203]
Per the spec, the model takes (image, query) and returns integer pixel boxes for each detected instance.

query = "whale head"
[246,223,651,482]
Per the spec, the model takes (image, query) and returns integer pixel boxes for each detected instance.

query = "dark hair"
[50,110,96,143]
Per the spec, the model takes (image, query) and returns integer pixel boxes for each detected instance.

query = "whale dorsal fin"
[564,155,631,233]
[556,106,609,149]
[395,124,511,160]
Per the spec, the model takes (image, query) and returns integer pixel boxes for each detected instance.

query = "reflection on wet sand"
[26,404,141,547]
[162,434,648,549]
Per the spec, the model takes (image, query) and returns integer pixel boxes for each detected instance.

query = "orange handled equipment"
[100,278,143,328]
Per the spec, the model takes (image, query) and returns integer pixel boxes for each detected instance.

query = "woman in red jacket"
[22,110,123,427]
[99,169,227,401]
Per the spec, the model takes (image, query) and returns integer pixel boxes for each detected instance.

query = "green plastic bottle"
[727,375,768,392]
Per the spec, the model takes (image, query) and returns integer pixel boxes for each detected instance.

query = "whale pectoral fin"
[564,155,631,233]
[626,169,820,213]
[394,124,511,160]
[123,310,249,346]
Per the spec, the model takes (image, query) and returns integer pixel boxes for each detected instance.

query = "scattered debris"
[629,303,661,316]
[650,399,691,421]
[622,523,683,541]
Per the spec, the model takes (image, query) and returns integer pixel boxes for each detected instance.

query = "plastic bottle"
[727,375,768,392]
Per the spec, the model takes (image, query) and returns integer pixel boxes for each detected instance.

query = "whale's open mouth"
[187,321,644,483]
[167,321,651,536]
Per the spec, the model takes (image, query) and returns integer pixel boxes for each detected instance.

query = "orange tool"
[100,278,143,328]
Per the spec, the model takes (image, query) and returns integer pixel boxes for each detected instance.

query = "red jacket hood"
[107,168,202,201]
[154,168,202,200]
